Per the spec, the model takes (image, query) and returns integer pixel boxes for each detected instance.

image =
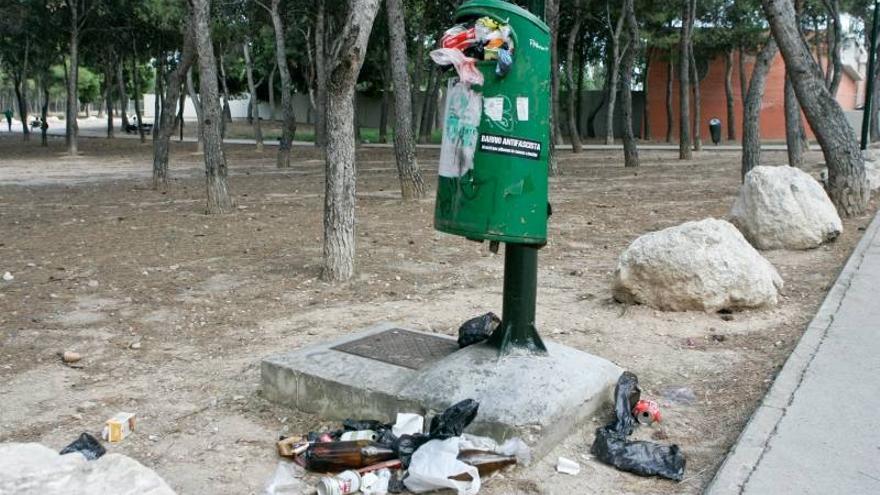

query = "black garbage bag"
[59,432,105,461]
[590,372,686,481]
[393,433,431,468]
[342,418,397,446]
[429,399,479,439]
[457,313,500,348]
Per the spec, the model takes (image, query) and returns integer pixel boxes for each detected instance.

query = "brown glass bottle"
[304,440,397,472]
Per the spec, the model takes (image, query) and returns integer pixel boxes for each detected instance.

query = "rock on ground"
[612,218,783,312]
[0,443,175,495]
[731,166,842,250]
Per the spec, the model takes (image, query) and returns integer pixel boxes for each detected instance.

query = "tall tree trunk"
[738,46,748,110]
[314,0,327,147]
[565,0,583,153]
[724,50,736,141]
[690,45,702,151]
[191,0,233,214]
[418,68,439,143]
[67,4,78,153]
[410,25,425,133]
[784,73,805,168]
[322,0,381,282]
[762,0,867,216]
[545,0,562,149]
[13,74,30,142]
[386,0,425,200]
[642,47,651,140]
[153,57,164,141]
[268,63,276,120]
[40,72,49,146]
[177,81,186,141]
[243,40,264,152]
[153,20,195,190]
[621,0,639,167]
[742,38,778,180]
[604,12,625,145]
[186,66,204,153]
[665,54,674,143]
[576,41,585,136]
[218,51,232,124]
[822,0,842,96]
[678,0,693,159]
[104,60,114,139]
[130,54,145,143]
[269,0,297,168]
[117,63,129,132]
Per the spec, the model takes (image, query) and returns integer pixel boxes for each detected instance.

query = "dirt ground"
[0,134,875,494]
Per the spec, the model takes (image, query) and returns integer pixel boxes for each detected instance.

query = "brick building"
[645,38,868,142]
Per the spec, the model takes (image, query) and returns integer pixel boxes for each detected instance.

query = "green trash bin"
[434,0,551,245]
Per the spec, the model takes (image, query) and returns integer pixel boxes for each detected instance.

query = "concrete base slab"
[261,323,622,460]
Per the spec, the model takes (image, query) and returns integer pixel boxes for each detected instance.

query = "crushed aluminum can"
[633,399,662,425]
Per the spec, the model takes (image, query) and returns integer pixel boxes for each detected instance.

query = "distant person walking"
[3,109,12,132]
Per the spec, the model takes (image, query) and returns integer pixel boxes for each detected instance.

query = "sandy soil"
[0,134,875,494]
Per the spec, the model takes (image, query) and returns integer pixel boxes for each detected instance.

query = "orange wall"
[646,50,860,142]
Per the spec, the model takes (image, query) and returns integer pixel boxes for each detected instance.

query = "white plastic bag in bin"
[404,437,480,495]
[439,80,482,179]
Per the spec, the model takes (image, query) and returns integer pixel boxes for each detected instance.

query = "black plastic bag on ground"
[429,399,479,439]
[457,313,500,348]
[59,432,106,460]
[590,372,686,481]
[393,433,431,468]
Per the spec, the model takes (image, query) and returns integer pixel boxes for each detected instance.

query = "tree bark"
[268,63,276,120]
[576,41,585,136]
[314,0,327,147]
[153,57,164,141]
[117,63,129,132]
[243,40,264,152]
[130,54,146,143]
[724,50,735,141]
[738,46,748,111]
[40,72,49,146]
[322,0,381,282]
[742,38,778,180]
[177,81,186,141]
[191,0,233,214]
[665,54,673,143]
[762,0,866,216]
[152,19,195,190]
[104,60,114,139]
[784,72,806,168]
[13,72,30,142]
[565,0,583,153]
[822,0,842,96]
[690,43,702,151]
[386,0,425,200]
[269,0,297,168]
[678,0,693,159]
[621,0,639,167]
[604,11,625,145]
[186,66,204,153]
[66,2,78,153]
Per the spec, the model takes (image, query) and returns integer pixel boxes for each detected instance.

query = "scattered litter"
[556,456,581,475]
[457,313,500,348]
[429,399,479,440]
[102,412,136,443]
[316,469,361,495]
[405,437,480,495]
[391,413,424,437]
[304,440,396,472]
[276,436,310,458]
[437,80,482,179]
[59,432,105,460]
[430,48,483,86]
[340,430,378,442]
[459,434,531,466]
[263,461,308,495]
[360,468,391,495]
[591,372,686,481]
[61,351,82,364]
[2,271,13,281]
[633,399,662,425]
[129,341,142,350]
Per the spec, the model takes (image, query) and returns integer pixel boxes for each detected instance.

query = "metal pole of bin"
[486,0,549,356]
[862,0,879,150]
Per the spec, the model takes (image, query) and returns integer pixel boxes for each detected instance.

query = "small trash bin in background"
[709,118,722,145]
[434,0,551,245]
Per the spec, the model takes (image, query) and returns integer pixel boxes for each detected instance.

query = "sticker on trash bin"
[479,134,541,160]
[516,97,529,121]
[483,97,504,122]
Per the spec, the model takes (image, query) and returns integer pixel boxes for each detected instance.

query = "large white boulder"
[0,443,175,495]
[731,166,842,250]
[612,218,783,312]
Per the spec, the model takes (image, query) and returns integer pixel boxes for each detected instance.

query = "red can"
[633,399,662,425]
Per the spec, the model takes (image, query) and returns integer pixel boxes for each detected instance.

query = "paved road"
[707,210,880,494]
[3,117,820,152]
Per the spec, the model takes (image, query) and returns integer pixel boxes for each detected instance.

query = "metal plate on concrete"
[331,328,459,370]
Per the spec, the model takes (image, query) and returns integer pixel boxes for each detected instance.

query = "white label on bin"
[516,97,529,121]
[484,97,504,122]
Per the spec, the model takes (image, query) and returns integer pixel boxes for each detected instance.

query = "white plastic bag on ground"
[438,80,482,178]
[263,461,308,495]
[459,434,531,465]
[404,438,480,495]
